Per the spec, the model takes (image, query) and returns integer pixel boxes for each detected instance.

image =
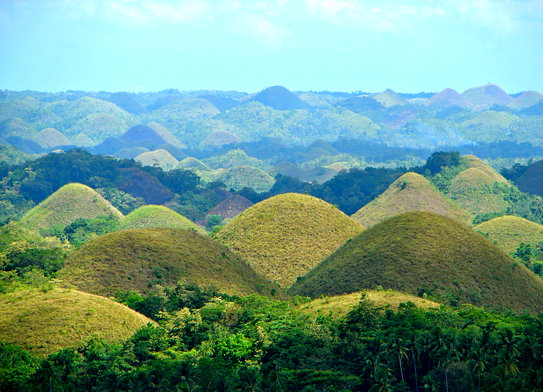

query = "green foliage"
[42,215,120,247]
[96,187,145,215]
[206,213,223,229]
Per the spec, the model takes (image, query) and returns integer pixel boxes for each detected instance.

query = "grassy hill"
[373,89,408,107]
[461,84,513,106]
[508,90,543,110]
[20,183,123,231]
[203,148,269,170]
[290,212,543,314]
[298,290,440,319]
[214,193,364,287]
[448,168,509,215]
[216,165,275,193]
[134,149,178,171]
[425,88,471,108]
[464,155,509,184]
[352,172,472,227]
[0,288,151,356]
[59,228,276,297]
[514,159,543,196]
[121,205,205,233]
[147,121,185,148]
[199,130,241,149]
[34,128,71,148]
[249,86,310,110]
[475,215,543,254]
[462,111,520,131]
[115,146,150,159]
[205,194,253,221]
[177,157,211,171]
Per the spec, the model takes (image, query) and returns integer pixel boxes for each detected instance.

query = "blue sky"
[0,0,542,93]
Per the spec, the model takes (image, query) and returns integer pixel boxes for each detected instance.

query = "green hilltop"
[58,228,276,297]
[20,183,123,231]
[120,205,205,233]
[215,193,364,287]
[134,149,179,171]
[298,290,440,319]
[34,128,71,148]
[0,288,151,356]
[448,168,509,215]
[475,215,543,254]
[351,172,472,227]
[290,211,543,314]
[176,157,211,171]
[463,155,508,184]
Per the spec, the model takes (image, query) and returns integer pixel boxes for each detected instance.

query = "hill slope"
[0,288,151,356]
[59,228,275,296]
[463,155,508,184]
[426,88,471,108]
[461,84,513,106]
[475,215,543,254]
[249,86,310,110]
[121,205,205,233]
[352,172,471,227]
[215,193,364,287]
[205,194,253,221]
[134,149,178,171]
[448,168,509,215]
[373,89,409,107]
[34,128,71,148]
[290,212,543,314]
[20,183,123,230]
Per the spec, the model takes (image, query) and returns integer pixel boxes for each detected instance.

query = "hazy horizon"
[1,0,542,94]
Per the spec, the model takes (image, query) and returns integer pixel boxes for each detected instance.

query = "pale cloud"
[233,12,292,48]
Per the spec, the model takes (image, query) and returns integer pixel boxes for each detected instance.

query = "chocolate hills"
[425,88,471,108]
[214,193,364,287]
[34,128,71,148]
[464,155,508,184]
[147,121,185,148]
[121,205,205,233]
[351,172,471,227]
[298,290,439,319]
[249,86,310,110]
[448,168,509,215]
[205,194,253,221]
[475,215,543,254]
[461,84,512,106]
[20,183,123,230]
[120,124,167,148]
[177,157,211,171]
[199,130,241,149]
[373,89,409,107]
[134,149,179,171]
[508,91,543,110]
[290,212,543,314]
[58,228,275,297]
[0,288,151,356]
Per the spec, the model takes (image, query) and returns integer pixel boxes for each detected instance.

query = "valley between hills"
[1,85,543,391]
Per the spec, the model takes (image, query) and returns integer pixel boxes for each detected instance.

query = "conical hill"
[0,288,151,356]
[351,172,471,227]
[463,155,508,184]
[58,228,276,297]
[475,215,543,254]
[121,205,205,234]
[290,212,543,314]
[448,168,509,215]
[214,193,364,287]
[20,183,123,230]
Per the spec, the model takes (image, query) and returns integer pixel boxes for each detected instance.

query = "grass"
[475,215,543,254]
[34,128,71,148]
[448,168,510,215]
[20,183,123,231]
[463,155,508,184]
[134,149,179,171]
[373,89,408,107]
[290,211,543,314]
[214,165,275,193]
[298,289,440,319]
[352,172,472,227]
[215,193,364,287]
[0,288,151,356]
[205,194,253,221]
[121,205,206,233]
[176,157,211,171]
[59,228,277,297]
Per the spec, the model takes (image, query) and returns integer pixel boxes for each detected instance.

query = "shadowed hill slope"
[249,86,310,110]
[0,288,151,356]
[425,88,471,108]
[121,205,205,233]
[59,228,276,297]
[461,84,512,106]
[215,193,364,287]
[20,183,122,230]
[290,212,543,314]
[352,172,471,227]
[475,215,543,254]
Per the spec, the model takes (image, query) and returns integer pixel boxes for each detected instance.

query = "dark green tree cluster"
[2,290,543,391]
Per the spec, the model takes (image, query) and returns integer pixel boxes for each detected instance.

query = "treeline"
[2,287,543,391]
